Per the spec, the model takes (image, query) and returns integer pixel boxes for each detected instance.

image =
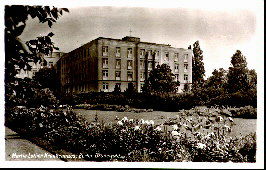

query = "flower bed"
[5,106,256,162]
[74,104,153,113]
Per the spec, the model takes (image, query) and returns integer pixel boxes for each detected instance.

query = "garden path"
[5,127,61,161]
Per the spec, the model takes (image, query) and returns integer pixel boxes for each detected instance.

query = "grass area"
[75,109,257,137]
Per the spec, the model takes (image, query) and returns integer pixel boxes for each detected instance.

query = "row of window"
[102,58,189,72]
[102,58,132,70]
[102,70,133,81]
[62,49,90,65]
[102,80,189,92]
[66,78,189,93]
[102,70,189,82]
[102,46,189,61]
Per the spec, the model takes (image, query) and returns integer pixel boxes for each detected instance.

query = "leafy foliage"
[5,5,69,107]
[247,69,257,89]
[6,77,58,108]
[124,83,137,94]
[205,68,227,89]
[113,84,121,93]
[33,67,57,92]
[192,40,205,89]
[142,64,180,95]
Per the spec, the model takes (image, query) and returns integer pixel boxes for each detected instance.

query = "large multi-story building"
[59,36,192,94]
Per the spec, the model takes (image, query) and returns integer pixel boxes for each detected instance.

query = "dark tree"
[192,40,205,89]
[142,64,180,95]
[247,69,257,89]
[227,50,249,93]
[113,84,121,93]
[183,83,191,92]
[5,5,69,105]
[33,67,57,91]
[125,83,137,94]
[205,68,227,89]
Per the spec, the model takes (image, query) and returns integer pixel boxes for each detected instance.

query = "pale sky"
[19,2,263,78]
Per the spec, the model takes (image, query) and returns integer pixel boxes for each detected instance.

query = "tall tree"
[226,50,249,93]
[142,64,180,95]
[192,40,205,89]
[5,5,69,105]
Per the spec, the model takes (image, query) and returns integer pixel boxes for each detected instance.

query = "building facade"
[16,52,65,79]
[59,36,192,94]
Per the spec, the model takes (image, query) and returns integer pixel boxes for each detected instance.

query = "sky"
[19,1,263,78]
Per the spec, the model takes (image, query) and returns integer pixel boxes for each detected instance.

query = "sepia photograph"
[1,0,264,168]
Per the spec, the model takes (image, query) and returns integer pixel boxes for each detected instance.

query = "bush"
[59,89,256,113]
[28,88,58,107]
[228,106,257,119]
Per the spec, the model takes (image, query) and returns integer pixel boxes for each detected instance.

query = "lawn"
[74,109,257,138]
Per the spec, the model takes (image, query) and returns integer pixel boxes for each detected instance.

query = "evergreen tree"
[227,50,249,93]
[192,40,205,89]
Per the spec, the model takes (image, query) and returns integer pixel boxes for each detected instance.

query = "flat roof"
[96,36,172,47]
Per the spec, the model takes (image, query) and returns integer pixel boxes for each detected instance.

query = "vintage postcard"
[1,0,264,169]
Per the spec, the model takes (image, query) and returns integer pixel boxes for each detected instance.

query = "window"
[140,83,144,92]
[140,49,145,58]
[184,74,188,81]
[165,52,169,61]
[103,82,109,92]
[127,60,133,70]
[127,48,133,58]
[148,61,153,70]
[49,62,53,67]
[102,70,108,80]
[156,51,160,57]
[116,47,121,57]
[184,54,188,61]
[148,50,152,60]
[155,51,160,60]
[184,63,188,72]
[116,59,121,69]
[127,72,133,81]
[83,49,86,57]
[102,58,108,68]
[140,60,145,69]
[140,72,145,81]
[102,46,108,56]
[175,74,179,82]
[174,53,179,61]
[115,71,121,80]
[174,63,179,72]
[116,83,121,89]
[87,49,90,57]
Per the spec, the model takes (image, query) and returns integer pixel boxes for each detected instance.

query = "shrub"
[229,106,257,119]
[28,88,58,107]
